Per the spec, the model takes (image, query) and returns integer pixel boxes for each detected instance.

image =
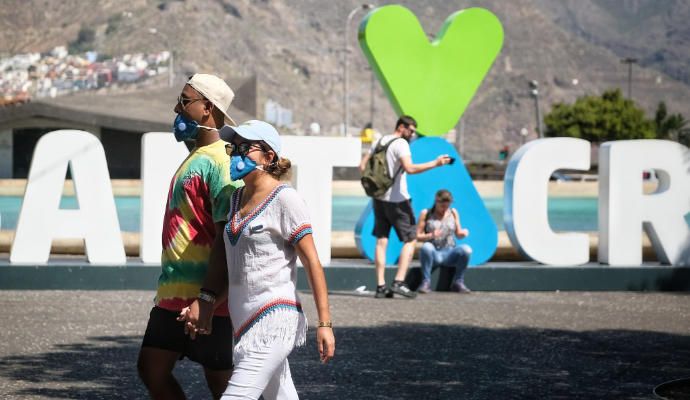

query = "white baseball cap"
[186,74,237,126]
[220,120,282,157]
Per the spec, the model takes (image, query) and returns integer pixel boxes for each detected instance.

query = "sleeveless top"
[424,209,457,250]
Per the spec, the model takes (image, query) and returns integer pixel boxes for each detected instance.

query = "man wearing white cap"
[138,74,243,400]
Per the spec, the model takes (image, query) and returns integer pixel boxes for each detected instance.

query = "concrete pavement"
[0,290,688,399]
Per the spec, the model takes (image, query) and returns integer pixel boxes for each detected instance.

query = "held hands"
[316,324,336,364]
[177,299,215,340]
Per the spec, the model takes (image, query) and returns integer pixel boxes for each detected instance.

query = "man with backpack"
[359,115,452,299]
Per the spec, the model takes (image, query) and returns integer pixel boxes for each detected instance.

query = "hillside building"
[0,76,257,178]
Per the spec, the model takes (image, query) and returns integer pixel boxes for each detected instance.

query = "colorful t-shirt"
[155,139,243,316]
[223,184,310,354]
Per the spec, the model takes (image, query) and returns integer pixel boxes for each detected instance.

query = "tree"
[544,89,655,142]
[654,101,689,146]
[68,26,96,54]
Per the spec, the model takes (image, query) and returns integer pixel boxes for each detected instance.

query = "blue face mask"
[172,114,216,142]
[230,154,264,181]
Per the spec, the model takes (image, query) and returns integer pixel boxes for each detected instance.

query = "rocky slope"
[1,0,688,160]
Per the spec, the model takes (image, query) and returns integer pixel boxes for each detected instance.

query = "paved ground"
[0,290,688,399]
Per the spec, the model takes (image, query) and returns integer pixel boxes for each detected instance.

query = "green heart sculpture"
[358,6,503,136]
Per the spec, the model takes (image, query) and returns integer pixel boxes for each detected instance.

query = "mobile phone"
[448,157,456,165]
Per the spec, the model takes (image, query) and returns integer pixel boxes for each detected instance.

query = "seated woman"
[416,189,472,293]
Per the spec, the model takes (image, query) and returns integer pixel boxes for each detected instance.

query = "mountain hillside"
[1,0,688,160]
[535,0,690,85]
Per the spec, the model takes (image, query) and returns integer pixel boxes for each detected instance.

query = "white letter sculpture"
[282,136,361,265]
[10,130,125,264]
[140,133,190,263]
[504,138,591,265]
[598,140,690,266]
[139,135,360,266]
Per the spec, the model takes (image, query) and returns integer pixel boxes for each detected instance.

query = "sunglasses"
[177,95,204,108]
[225,142,264,157]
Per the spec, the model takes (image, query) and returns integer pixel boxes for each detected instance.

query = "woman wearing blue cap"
[181,120,335,399]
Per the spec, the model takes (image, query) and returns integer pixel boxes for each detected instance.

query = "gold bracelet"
[317,320,333,328]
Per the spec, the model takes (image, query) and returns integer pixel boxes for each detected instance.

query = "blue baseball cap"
[220,120,282,157]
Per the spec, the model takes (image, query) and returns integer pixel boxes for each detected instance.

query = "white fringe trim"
[234,308,307,357]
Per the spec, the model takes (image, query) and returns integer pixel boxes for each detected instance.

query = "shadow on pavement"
[1,324,689,399]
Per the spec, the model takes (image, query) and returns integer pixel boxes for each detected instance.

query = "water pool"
[0,195,610,232]
[334,196,601,231]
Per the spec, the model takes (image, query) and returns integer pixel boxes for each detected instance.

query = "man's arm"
[359,152,370,173]
[399,154,452,175]
[208,222,230,301]
[180,222,228,338]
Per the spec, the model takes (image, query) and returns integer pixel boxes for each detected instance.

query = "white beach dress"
[223,183,309,358]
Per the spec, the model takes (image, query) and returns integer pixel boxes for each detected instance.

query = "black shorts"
[141,306,233,371]
[372,199,417,242]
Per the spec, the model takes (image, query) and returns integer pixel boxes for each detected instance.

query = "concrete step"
[0,259,686,291]
[0,230,659,262]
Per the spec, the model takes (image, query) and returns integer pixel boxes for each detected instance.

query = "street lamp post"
[520,127,529,145]
[343,4,374,136]
[529,80,543,138]
[148,28,174,88]
[620,57,638,99]
[369,65,375,127]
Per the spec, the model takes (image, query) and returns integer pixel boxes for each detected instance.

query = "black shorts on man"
[141,306,233,371]
[372,199,417,243]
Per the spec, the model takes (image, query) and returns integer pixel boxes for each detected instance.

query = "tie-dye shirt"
[155,139,242,316]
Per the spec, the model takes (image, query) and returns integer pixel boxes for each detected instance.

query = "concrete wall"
[0,129,12,178]
[11,126,102,179]
[100,128,142,178]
